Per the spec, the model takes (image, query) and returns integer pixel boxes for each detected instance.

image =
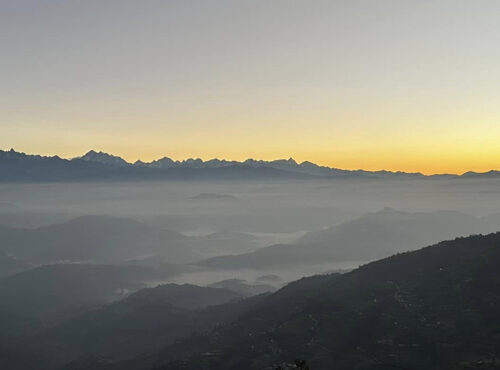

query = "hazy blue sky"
[1,0,500,173]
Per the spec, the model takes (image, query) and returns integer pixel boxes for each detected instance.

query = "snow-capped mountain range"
[78,150,424,178]
[0,148,497,182]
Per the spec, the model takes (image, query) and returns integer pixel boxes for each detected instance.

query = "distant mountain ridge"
[78,150,130,167]
[77,150,427,178]
[0,149,312,182]
[0,148,498,181]
[0,215,187,265]
[56,232,500,370]
[198,208,500,269]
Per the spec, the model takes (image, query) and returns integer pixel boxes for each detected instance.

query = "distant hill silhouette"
[189,193,238,200]
[101,232,500,370]
[5,148,499,181]
[0,215,186,265]
[0,215,277,268]
[22,285,266,366]
[198,209,498,269]
[208,279,275,297]
[0,149,315,182]
[0,264,183,319]
[4,233,500,369]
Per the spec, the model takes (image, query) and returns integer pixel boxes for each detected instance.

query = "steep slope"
[137,232,500,370]
[39,284,247,362]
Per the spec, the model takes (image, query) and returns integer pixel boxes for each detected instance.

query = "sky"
[1,0,500,174]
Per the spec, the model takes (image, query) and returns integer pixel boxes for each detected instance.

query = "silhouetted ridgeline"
[5,148,497,181]
[198,209,500,269]
[104,232,500,370]
[4,232,495,370]
[0,149,315,182]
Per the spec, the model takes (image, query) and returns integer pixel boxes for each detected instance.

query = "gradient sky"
[1,0,500,174]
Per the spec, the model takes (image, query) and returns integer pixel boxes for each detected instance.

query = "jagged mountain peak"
[2,148,498,180]
[78,150,130,167]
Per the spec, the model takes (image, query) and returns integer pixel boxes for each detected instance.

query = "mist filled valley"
[1,176,500,369]
[3,0,500,367]
[3,178,500,276]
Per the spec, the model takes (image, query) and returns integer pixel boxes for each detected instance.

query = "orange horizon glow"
[4,144,500,176]
[2,1,500,176]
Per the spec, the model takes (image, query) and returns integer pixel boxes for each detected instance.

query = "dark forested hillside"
[37,284,255,363]
[4,233,500,370]
[126,233,500,370]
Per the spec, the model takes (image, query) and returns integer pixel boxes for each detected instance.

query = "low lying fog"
[1,178,500,287]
